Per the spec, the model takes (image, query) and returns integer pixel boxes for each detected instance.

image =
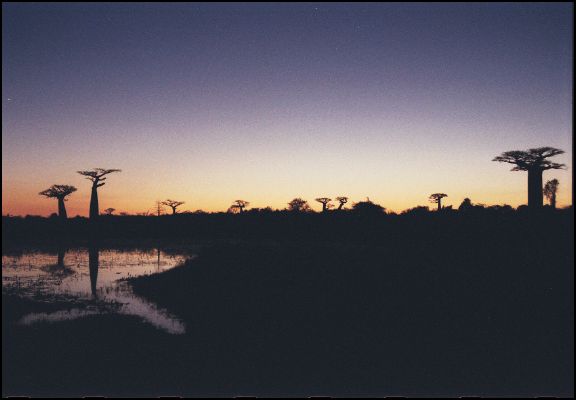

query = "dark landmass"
[2,208,574,396]
[2,205,572,246]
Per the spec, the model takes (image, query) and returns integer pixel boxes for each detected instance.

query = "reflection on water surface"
[2,247,192,334]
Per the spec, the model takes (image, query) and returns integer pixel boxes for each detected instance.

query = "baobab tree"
[315,197,332,212]
[161,199,185,215]
[287,198,312,212]
[39,185,77,220]
[77,168,121,219]
[103,208,116,215]
[230,200,249,213]
[335,196,349,210]
[429,193,448,211]
[493,147,565,209]
[543,179,559,209]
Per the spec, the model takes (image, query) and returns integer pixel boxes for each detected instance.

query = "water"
[2,247,193,334]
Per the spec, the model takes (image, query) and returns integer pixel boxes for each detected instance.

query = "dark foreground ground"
[2,212,574,397]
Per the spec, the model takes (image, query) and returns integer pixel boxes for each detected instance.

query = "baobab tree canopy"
[77,168,122,184]
[492,147,565,171]
[39,185,77,199]
[429,193,447,202]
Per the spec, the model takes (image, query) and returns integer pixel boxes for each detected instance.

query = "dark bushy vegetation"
[2,205,572,246]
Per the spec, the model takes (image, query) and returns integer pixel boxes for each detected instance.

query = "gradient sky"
[2,3,573,216]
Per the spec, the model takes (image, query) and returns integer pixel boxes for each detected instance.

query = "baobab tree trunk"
[437,199,442,211]
[89,184,99,219]
[322,204,327,212]
[170,206,177,215]
[57,197,68,219]
[551,193,557,209]
[527,168,543,209]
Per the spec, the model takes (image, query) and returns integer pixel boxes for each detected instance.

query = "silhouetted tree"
[335,196,349,210]
[38,185,77,220]
[458,198,473,212]
[161,199,185,215]
[543,179,559,209]
[155,201,165,216]
[103,207,115,215]
[77,168,121,219]
[287,198,312,212]
[429,193,448,211]
[493,147,565,209]
[230,200,249,213]
[351,199,385,214]
[315,197,332,212]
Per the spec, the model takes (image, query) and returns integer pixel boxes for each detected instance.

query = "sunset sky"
[2,3,572,216]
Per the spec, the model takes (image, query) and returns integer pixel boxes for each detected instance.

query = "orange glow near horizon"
[2,3,572,217]
[2,156,572,217]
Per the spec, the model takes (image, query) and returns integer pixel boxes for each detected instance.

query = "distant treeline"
[2,204,572,246]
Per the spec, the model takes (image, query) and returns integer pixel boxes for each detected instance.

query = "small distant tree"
[493,147,565,209]
[543,179,559,209]
[39,185,77,220]
[315,197,332,212]
[103,208,115,215]
[155,201,165,216]
[335,196,349,210]
[351,199,386,214]
[230,200,249,213]
[287,198,312,212]
[429,193,448,211]
[458,198,473,212]
[77,168,121,219]
[161,199,185,215]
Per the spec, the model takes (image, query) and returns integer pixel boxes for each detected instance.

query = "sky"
[2,3,573,216]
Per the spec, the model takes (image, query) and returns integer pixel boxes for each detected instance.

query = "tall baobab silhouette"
[429,193,448,211]
[38,185,77,220]
[543,179,559,209]
[335,196,349,210]
[287,198,311,212]
[493,147,565,209]
[77,168,121,219]
[230,200,249,213]
[161,199,185,215]
[315,197,332,212]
